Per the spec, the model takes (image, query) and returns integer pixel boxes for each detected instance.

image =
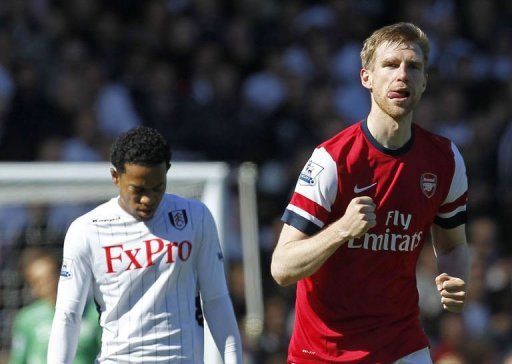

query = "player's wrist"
[327,221,351,244]
[336,227,350,241]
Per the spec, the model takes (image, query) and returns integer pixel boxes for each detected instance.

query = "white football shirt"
[56,194,229,363]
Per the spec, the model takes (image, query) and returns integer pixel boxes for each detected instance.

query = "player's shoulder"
[68,198,121,231]
[315,121,364,162]
[162,193,209,218]
[320,121,361,148]
[163,193,205,210]
[413,123,455,152]
[162,194,214,234]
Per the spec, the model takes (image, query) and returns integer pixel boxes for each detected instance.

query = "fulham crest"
[169,209,188,230]
[420,173,437,198]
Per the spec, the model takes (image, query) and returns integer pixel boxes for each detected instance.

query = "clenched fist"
[333,196,376,240]
[435,273,466,313]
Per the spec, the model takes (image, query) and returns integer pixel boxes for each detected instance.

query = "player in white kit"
[48,127,242,363]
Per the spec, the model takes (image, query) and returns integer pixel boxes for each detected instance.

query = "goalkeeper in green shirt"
[9,247,100,364]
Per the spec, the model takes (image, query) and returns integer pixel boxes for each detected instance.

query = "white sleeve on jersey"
[197,205,229,301]
[47,309,82,364]
[203,295,243,364]
[197,205,242,362]
[443,143,468,205]
[436,143,468,224]
[283,147,338,232]
[48,219,93,364]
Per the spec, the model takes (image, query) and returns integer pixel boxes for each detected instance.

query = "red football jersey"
[282,120,468,363]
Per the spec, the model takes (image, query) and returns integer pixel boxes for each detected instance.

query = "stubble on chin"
[374,92,421,120]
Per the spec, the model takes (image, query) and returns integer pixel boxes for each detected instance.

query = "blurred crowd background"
[0,0,512,363]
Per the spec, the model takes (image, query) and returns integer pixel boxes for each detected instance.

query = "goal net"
[0,161,263,362]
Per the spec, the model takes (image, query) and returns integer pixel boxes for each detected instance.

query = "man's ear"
[111,168,120,187]
[361,68,372,90]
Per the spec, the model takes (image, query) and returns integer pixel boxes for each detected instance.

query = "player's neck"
[366,110,412,150]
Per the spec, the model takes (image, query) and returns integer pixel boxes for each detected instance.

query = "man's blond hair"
[360,22,430,70]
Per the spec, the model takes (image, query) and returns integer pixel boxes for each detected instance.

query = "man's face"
[112,163,167,221]
[25,258,58,302]
[361,41,427,120]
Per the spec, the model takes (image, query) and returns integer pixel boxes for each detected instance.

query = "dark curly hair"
[110,126,171,173]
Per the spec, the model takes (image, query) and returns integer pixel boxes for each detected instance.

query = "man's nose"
[140,195,153,205]
[396,63,409,82]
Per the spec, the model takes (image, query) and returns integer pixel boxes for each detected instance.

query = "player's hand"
[435,273,466,313]
[333,196,376,240]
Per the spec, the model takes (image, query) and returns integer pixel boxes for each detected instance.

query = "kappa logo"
[420,173,437,198]
[92,216,120,223]
[169,209,188,230]
[60,258,72,280]
[299,160,324,186]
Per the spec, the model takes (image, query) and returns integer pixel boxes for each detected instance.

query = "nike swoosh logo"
[354,182,377,194]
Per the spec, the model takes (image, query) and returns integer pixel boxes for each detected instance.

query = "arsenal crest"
[169,209,188,230]
[420,173,437,198]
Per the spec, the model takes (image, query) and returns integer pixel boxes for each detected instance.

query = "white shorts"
[393,347,432,364]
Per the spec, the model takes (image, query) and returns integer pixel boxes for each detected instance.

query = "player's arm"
[431,142,470,313]
[271,146,376,286]
[271,196,376,287]
[197,205,242,364]
[431,224,469,313]
[48,220,93,364]
[202,295,242,364]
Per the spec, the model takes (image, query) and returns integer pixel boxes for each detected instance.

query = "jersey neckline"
[360,119,414,156]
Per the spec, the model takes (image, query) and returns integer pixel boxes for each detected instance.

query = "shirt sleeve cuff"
[281,209,322,236]
[434,211,467,229]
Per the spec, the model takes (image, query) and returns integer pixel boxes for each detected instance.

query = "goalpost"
[0,161,263,362]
